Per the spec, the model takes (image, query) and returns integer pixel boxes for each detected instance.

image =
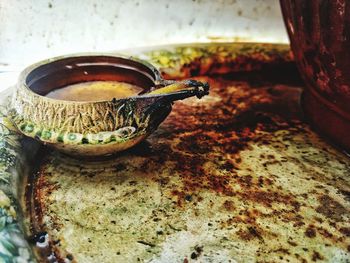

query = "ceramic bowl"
[9,54,209,156]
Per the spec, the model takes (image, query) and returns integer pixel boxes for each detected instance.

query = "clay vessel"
[280,0,350,151]
[9,54,209,156]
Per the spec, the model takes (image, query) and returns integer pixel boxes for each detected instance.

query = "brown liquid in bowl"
[45,81,143,102]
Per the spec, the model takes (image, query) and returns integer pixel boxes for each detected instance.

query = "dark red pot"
[280,0,350,151]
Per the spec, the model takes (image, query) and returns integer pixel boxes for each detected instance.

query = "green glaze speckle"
[0,104,34,262]
[41,130,51,140]
[24,124,34,133]
[57,135,64,143]
[68,133,77,141]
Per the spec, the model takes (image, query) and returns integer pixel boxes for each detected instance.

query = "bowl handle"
[146,79,209,101]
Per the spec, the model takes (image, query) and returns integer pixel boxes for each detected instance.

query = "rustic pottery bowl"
[9,54,209,156]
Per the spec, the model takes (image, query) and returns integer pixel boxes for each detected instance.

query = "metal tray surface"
[0,43,349,263]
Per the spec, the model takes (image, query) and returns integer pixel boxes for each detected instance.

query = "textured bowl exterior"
[9,54,168,156]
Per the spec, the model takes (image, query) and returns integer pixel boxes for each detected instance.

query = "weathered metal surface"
[0,43,348,262]
[27,64,350,262]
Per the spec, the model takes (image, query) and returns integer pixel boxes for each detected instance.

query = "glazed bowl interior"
[25,55,158,99]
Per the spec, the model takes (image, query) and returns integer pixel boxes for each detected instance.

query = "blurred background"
[0,0,288,88]
[0,0,288,66]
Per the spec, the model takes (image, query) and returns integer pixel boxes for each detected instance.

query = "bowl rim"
[17,52,163,105]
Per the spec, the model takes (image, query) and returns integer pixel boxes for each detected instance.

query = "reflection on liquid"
[46,81,143,102]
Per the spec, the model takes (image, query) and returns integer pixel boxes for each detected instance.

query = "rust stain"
[222,200,235,212]
[273,247,290,255]
[339,227,350,237]
[237,226,264,241]
[316,195,347,221]
[316,227,333,239]
[287,240,298,247]
[312,251,324,261]
[305,226,317,238]
[153,77,307,210]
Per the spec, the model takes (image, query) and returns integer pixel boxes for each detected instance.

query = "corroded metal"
[0,43,349,262]
[27,62,350,262]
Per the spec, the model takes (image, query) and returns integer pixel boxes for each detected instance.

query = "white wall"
[0,0,288,69]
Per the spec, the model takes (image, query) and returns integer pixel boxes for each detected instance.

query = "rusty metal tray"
[0,43,349,263]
